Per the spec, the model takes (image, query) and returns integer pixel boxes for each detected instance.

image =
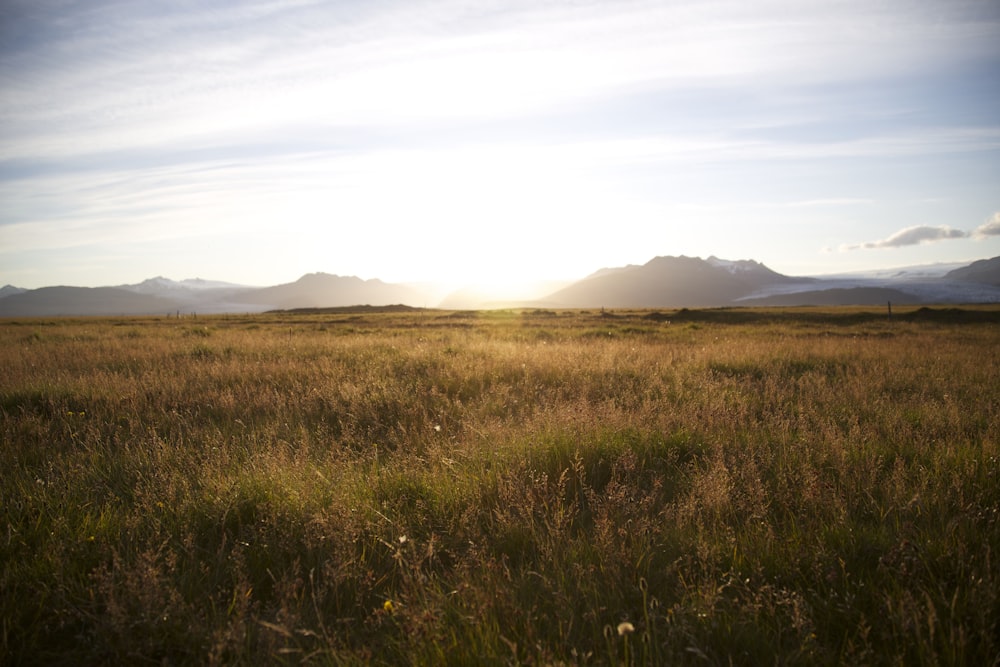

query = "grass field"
[2,306,998,665]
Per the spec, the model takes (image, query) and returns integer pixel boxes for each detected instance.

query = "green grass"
[1,306,998,665]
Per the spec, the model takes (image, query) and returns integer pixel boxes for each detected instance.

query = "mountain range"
[1,255,998,317]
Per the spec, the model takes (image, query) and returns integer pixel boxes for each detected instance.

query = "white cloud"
[845,225,968,250]
[972,213,1000,239]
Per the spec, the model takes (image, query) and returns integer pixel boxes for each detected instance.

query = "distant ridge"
[0,286,180,317]
[545,255,1000,309]
[235,273,424,310]
[1,255,998,316]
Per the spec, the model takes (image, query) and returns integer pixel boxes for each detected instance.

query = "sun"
[259,141,630,295]
[351,144,592,291]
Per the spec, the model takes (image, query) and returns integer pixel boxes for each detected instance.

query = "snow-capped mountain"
[0,285,28,299]
[119,277,252,295]
[2,255,998,316]
[705,256,797,282]
[736,259,1000,305]
[546,255,1000,308]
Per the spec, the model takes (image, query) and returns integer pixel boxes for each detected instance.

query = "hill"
[542,255,1000,309]
[235,273,425,310]
[944,256,1000,286]
[0,286,180,317]
[544,255,807,308]
[1,255,998,316]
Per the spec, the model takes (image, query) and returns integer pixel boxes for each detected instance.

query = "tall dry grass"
[1,307,998,665]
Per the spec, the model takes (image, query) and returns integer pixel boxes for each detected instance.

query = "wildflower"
[617,621,635,636]
[383,600,394,614]
[398,535,408,544]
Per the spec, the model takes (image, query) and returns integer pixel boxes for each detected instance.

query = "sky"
[2,0,999,290]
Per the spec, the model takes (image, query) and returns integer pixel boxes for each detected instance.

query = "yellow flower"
[383,600,394,614]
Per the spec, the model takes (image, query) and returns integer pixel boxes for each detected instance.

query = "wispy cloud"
[4,0,998,162]
[2,0,999,287]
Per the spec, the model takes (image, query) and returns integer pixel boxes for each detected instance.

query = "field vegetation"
[2,306,998,665]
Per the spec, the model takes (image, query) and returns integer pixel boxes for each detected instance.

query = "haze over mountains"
[1,256,998,317]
